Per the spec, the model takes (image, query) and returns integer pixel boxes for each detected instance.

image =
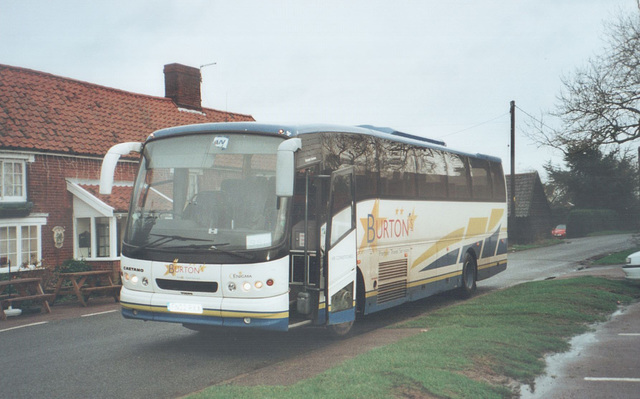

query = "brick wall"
[27,154,138,271]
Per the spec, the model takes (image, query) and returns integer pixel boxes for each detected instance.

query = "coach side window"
[378,141,416,198]
[444,153,471,200]
[322,133,378,201]
[490,162,506,202]
[353,136,378,201]
[416,148,447,199]
[470,158,492,201]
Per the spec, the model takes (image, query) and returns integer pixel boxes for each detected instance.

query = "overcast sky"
[2,0,637,180]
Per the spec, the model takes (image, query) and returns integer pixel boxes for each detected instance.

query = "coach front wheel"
[327,320,354,338]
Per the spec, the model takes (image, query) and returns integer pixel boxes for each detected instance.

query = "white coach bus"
[100,123,507,336]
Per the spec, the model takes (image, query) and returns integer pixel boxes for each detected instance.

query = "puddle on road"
[519,309,623,398]
[520,331,598,398]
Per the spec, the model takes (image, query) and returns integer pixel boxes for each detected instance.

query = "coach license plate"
[167,302,203,314]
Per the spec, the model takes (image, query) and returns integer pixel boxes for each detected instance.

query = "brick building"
[0,63,254,274]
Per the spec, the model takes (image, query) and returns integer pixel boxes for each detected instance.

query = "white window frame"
[73,215,118,260]
[0,216,46,274]
[67,180,122,261]
[0,154,33,203]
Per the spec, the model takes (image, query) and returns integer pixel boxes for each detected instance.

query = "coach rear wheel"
[459,253,477,298]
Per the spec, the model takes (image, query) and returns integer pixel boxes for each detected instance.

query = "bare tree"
[531,11,640,151]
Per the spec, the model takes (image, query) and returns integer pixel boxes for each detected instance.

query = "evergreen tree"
[545,146,638,220]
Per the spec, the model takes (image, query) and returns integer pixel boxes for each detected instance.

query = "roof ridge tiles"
[0,63,253,117]
[0,63,254,156]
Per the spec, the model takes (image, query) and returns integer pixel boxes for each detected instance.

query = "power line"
[514,105,557,132]
[436,112,509,139]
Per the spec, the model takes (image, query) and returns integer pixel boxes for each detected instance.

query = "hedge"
[566,209,621,238]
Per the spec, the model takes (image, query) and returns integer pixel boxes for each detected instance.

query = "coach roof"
[148,122,502,163]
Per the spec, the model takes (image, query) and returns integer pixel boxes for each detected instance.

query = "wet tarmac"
[521,267,640,399]
[2,264,639,398]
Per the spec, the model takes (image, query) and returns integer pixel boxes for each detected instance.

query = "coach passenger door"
[325,167,357,333]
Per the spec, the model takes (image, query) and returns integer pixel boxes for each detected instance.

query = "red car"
[551,224,566,238]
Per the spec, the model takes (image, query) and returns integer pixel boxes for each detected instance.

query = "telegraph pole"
[510,100,516,239]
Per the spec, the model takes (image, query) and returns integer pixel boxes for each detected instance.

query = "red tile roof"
[0,64,254,156]
[80,184,133,213]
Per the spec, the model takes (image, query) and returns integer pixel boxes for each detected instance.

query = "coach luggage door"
[325,167,357,329]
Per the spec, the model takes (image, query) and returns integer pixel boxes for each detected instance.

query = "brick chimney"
[163,63,202,111]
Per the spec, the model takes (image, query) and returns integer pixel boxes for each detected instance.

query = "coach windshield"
[123,133,288,260]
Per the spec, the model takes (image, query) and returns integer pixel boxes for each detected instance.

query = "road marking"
[585,377,640,383]
[0,321,48,333]
[81,309,118,318]
[619,333,640,336]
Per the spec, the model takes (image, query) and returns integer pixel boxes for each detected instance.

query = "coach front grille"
[155,279,218,293]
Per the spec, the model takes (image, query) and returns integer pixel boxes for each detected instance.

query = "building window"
[20,225,38,265]
[0,159,26,202]
[77,218,92,258]
[74,216,118,260]
[96,217,110,257]
[0,222,42,273]
[116,215,127,256]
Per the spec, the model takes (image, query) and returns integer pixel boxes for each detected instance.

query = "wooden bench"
[80,285,122,302]
[0,278,53,320]
[52,271,121,307]
[81,285,122,294]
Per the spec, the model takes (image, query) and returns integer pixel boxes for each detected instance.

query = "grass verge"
[188,277,640,399]
[592,247,640,265]
[586,229,637,237]
[509,239,563,252]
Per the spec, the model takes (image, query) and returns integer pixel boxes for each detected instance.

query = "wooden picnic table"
[0,277,54,320]
[52,270,121,307]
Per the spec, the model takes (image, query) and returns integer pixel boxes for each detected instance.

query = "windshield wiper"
[125,233,218,254]
[166,242,253,260]
[149,233,216,243]
[125,234,253,260]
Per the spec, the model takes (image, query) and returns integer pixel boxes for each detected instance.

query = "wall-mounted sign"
[53,226,65,249]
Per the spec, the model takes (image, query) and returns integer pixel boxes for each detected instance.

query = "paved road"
[0,234,634,399]
[0,311,340,399]
[481,234,635,290]
[521,301,640,399]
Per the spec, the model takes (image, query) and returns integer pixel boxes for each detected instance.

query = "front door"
[325,167,357,327]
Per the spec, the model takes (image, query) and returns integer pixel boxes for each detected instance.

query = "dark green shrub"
[566,209,620,238]
[56,259,92,273]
